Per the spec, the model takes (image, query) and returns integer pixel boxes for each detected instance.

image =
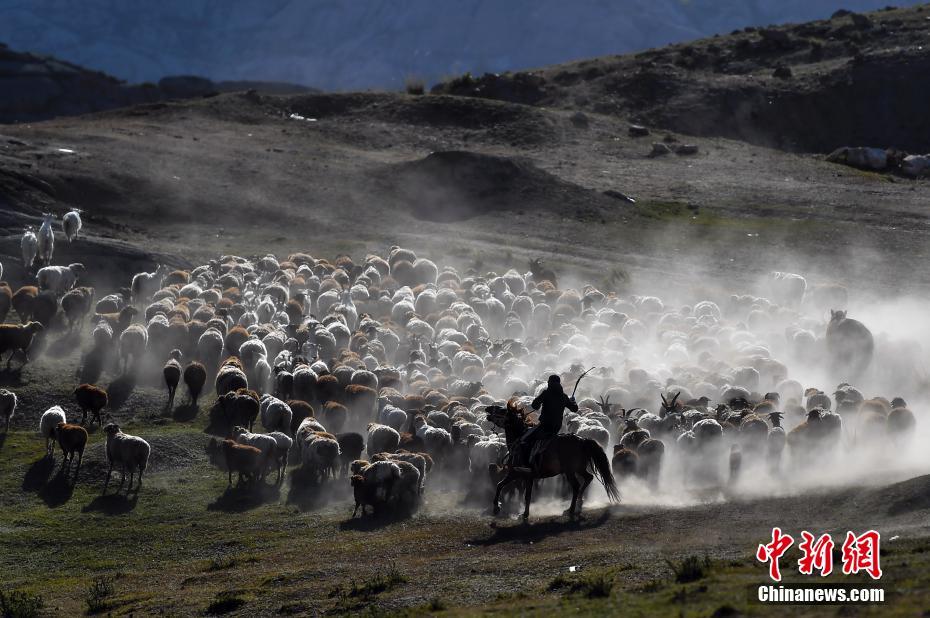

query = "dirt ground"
[2,6,930,615]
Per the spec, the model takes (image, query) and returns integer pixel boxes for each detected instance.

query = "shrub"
[667,555,711,583]
[548,570,614,598]
[84,576,115,614]
[0,590,45,618]
[404,76,426,95]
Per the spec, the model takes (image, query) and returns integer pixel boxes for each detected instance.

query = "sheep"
[0,389,16,431]
[94,306,138,338]
[60,286,95,330]
[335,432,365,477]
[183,361,207,406]
[413,416,453,463]
[36,213,54,267]
[74,384,108,426]
[11,286,37,323]
[216,359,248,397]
[21,228,38,269]
[131,264,169,304]
[372,451,429,494]
[321,401,348,433]
[55,422,88,476]
[37,263,85,295]
[0,322,44,368]
[164,350,183,409]
[267,431,293,484]
[886,407,916,445]
[231,425,276,480]
[300,431,341,481]
[118,324,148,373]
[103,423,151,493]
[260,395,293,435]
[351,460,401,517]
[367,422,400,458]
[216,390,259,432]
[39,406,67,457]
[62,209,82,242]
[207,438,264,486]
[391,460,422,512]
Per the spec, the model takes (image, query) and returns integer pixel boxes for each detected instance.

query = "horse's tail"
[583,438,621,503]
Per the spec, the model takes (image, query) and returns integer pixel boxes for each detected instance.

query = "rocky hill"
[433,5,930,153]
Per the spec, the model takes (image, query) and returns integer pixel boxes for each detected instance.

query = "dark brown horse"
[486,398,620,520]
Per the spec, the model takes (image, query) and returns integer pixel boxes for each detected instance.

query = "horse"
[486,398,620,521]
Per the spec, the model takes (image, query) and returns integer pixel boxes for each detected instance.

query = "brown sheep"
[32,291,58,327]
[343,384,377,423]
[183,361,207,406]
[0,321,44,367]
[60,286,95,331]
[95,306,138,337]
[74,383,108,425]
[224,325,249,357]
[11,286,38,323]
[0,282,11,323]
[55,422,88,476]
[321,401,348,433]
[287,399,315,435]
[612,446,638,479]
[164,350,183,409]
[886,407,916,445]
[206,438,264,486]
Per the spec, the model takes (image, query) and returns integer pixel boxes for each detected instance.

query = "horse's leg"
[493,473,515,515]
[564,472,580,518]
[522,478,534,521]
[577,469,594,515]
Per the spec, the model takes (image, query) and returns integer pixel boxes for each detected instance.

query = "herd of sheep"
[0,212,922,518]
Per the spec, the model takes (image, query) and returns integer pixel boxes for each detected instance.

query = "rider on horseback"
[511,374,578,473]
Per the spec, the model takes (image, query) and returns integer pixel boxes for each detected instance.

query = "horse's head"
[485,398,530,431]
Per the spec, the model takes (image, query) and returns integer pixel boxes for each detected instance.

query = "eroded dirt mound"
[433,6,930,153]
[386,150,611,222]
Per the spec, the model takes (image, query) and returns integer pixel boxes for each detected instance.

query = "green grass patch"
[84,575,115,614]
[548,568,615,598]
[666,555,711,583]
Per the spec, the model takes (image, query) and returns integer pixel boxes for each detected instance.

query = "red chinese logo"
[841,530,882,580]
[798,531,834,576]
[756,527,794,582]
[757,529,882,581]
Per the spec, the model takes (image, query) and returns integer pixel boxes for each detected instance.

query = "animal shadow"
[0,367,25,388]
[22,456,56,492]
[83,493,139,515]
[172,403,200,422]
[467,509,611,546]
[106,373,137,408]
[47,330,82,357]
[285,470,344,512]
[207,482,280,512]
[38,469,77,507]
[77,347,107,384]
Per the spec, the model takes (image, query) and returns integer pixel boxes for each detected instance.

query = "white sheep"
[300,431,341,480]
[36,263,85,295]
[119,324,148,373]
[62,209,82,242]
[367,422,400,458]
[231,425,277,479]
[260,395,293,435]
[0,389,16,432]
[103,423,151,492]
[131,264,169,304]
[267,430,293,483]
[39,405,66,457]
[21,229,38,269]
[36,213,54,267]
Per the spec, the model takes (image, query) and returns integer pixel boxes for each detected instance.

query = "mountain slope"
[0,0,922,91]
[433,5,930,152]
